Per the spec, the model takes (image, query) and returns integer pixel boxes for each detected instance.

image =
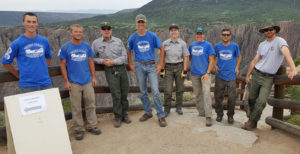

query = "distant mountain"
[43,9,118,14]
[0,11,98,27]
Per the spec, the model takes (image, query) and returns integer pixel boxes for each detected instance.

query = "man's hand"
[214,66,219,74]
[181,70,187,78]
[92,78,98,87]
[288,70,297,80]
[103,59,115,67]
[129,64,136,73]
[235,67,239,76]
[65,81,72,90]
[156,64,163,74]
[201,73,210,82]
[245,75,251,83]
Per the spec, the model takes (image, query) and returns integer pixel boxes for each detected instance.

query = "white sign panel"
[19,94,47,116]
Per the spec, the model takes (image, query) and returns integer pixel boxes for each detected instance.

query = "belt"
[136,61,155,65]
[166,62,183,66]
[254,68,275,77]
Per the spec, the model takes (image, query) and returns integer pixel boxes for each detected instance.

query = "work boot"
[158,117,167,127]
[176,106,183,115]
[206,117,212,127]
[86,128,101,135]
[139,113,153,122]
[228,116,234,124]
[74,131,84,140]
[114,120,122,128]
[216,115,223,122]
[122,116,132,124]
[241,120,257,131]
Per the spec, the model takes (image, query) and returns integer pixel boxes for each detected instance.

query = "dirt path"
[0,105,299,154]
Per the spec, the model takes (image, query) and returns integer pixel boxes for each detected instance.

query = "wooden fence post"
[272,66,286,120]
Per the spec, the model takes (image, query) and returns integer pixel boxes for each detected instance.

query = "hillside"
[0,11,98,27]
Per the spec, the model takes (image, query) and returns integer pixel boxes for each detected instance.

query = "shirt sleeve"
[44,39,52,59]
[278,37,288,48]
[208,43,216,56]
[87,45,94,57]
[235,43,240,57]
[92,41,103,64]
[153,34,162,48]
[1,42,18,64]
[182,41,190,57]
[57,45,67,60]
[127,35,133,52]
[113,41,128,65]
[214,44,219,58]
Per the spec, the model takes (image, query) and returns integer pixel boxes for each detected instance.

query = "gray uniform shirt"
[255,36,288,74]
[92,36,127,65]
[163,38,190,63]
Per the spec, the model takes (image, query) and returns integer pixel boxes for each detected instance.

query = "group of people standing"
[1,12,297,141]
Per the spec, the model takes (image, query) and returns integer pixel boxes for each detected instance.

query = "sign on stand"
[5,88,72,154]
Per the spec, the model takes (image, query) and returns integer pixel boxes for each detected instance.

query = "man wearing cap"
[214,28,242,124]
[242,25,297,130]
[127,14,167,127]
[58,24,101,140]
[189,26,215,127]
[162,24,189,117]
[92,22,131,128]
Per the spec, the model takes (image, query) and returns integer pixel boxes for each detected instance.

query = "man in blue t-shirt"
[58,24,100,140]
[1,12,53,93]
[189,26,215,127]
[214,28,242,124]
[127,14,167,127]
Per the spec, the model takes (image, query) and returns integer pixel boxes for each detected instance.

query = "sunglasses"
[101,27,111,31]
[263,28,274,32]
[137,20,145,23]
[221,33,231,36]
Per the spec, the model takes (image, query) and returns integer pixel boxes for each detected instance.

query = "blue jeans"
[135,63,165,118]
[19,84,53,94]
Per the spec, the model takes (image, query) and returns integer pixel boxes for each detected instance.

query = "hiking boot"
[164,111,170,117]
[122,116,132,124]
[74,131,84,140]
[198,113,205,117]
[228,116,234,124]
[139,113,153,122]
[158,117,167,127]
[241,120,257,131]
[206,117,212,127]
[86,128,101,135]
[216,115,223,122]
[176,108,183,115]
[114,120,122,128]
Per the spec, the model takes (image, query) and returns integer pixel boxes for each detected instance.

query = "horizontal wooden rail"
[268,98,300,110]
[265,116,300,137]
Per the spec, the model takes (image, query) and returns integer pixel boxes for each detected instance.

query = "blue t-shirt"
[1,34,52,87]
[127,30,162,62]
[215,42,240,81]
[189,40,215,76]
[57,41,94,85]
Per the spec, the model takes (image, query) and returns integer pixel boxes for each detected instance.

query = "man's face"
[100,26,112,38]
[70,27,83,41]
[195,32,205,42]
[263,27,276,38]
[221,31,231,42]
[136,20,147,30]
[22,15,38,33]
[169,28,179,39]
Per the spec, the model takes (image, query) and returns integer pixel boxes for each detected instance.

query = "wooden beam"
[268,98,300,110]
[265,116,300,137]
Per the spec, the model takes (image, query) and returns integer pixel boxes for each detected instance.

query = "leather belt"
[166,62,183,66]
[254,68,275,77]
[136,61,155,65]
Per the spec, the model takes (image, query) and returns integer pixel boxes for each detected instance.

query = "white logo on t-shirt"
[4,47,12,60]
[192,46,204,56]
[70,49,87,61]
[24,43,44,58]
[219,50,233,60]
[137,41,150,52]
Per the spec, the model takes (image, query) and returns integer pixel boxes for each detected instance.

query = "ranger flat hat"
[101,21,111,28]
[169,24,179,30]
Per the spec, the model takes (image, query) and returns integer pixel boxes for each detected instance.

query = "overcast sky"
[0,0,152,12]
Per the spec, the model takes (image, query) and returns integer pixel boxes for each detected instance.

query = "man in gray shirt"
[162,24,189,116]
[242,25,297,130]
[92,22,130,128]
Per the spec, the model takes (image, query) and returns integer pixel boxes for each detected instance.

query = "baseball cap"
[195,26,206,34]
[169,24,179,30]
[136,14,147,22]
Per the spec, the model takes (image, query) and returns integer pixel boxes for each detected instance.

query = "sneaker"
[74,131,84,140]
[228,116,234,124]
[216,115,223,122]
[206,117,212,127]
[86,128,101,135]
[114,120,122,128]
[139,113,153,122]
[158,117,167,127]
[176,109,183,115]
[122,116,132,124]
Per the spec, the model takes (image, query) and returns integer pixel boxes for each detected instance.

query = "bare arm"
[202,54,215,82]
[246,54,261,83]
[88,58,97,87]
[156,46,165,74]
[281,46,297,80]
[46,58,51,66]
[3,64,19,79]
[214,57,219,74]
[183,56,188,71]
[60,59,71,90]
[235,55,242,75]
[127,50,136,73]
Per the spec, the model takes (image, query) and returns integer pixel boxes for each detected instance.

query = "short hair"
[221,28,231,33]
[70,24,83,32]
[23,12,38,22]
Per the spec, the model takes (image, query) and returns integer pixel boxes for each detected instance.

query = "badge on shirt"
[271,46,274,51]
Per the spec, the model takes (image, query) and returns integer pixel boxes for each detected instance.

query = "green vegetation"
[0,112,4,127]
[285,85,300,126]
[294,57,300,66]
